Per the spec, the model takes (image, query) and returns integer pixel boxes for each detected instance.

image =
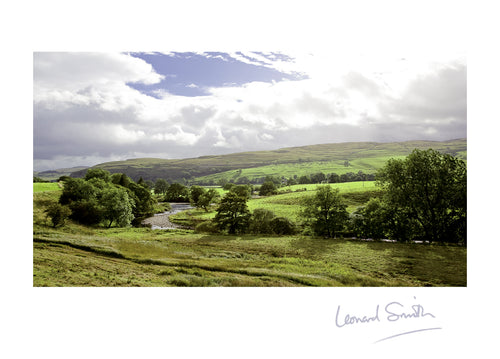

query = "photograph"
[33,50,466,287]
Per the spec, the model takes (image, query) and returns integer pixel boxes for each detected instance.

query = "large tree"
[214,192,251,234]
[164,183,189,202]
[100,187,135,227]
[197,188,220,212]
[154,178,169,195]
[376,149,466,244]
[302,185,349,238]
[189,186,206,206]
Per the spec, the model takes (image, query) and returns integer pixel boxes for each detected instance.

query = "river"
[141,202,194,229]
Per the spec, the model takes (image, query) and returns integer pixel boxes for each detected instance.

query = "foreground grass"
[33,190,466,287]
[33,227,466,287]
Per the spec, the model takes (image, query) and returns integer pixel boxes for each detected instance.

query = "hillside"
[34,166,89,181]
[69,139,466,183]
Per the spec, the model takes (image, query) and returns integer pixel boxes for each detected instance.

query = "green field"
[192,156,406,184]
[169,181,381,224]
[33,186,466,287]
[33,182,62,192]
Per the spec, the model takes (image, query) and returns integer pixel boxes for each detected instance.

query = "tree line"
[197,170,376,187]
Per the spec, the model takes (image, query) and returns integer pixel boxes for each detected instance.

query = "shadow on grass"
[363,241,467,286]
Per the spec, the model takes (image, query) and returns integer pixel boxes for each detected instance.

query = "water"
[142,202,194,229]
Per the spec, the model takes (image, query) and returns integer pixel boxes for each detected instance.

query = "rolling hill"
[68,139,467,184]
[34,166,90,181]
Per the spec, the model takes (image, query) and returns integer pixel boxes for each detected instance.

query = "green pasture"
[192,157,403,184]
[33,182,62,192]
[171,182,380,225]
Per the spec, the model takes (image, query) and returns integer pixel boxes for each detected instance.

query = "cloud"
[33,52,466,171]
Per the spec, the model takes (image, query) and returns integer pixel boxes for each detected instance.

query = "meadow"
[192,156,406,184]
[33,182,466,287]
[169,181,381,225]
[33,182,61,192]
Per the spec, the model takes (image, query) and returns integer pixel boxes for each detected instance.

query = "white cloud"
[33,52,466,171]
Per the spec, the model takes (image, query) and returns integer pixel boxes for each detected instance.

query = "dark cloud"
[390,63,466,121]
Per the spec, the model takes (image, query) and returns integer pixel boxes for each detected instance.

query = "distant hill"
[34,166,89,181]
[69,139,466,184]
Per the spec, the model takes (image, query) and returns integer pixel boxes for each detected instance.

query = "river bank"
[141,203,194,229]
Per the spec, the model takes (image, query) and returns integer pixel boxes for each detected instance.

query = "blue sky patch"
[128,52,308,97]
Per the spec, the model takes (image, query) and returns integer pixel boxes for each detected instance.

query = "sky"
[33,51,466,171]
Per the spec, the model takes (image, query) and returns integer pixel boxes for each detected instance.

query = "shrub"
[259,181,278,196]
[270,217,296,235]
[194,221,220,234]
[248,208,276,234]
[45,203,71,227]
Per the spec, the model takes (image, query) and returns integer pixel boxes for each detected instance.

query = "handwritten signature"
[335,297,442,343]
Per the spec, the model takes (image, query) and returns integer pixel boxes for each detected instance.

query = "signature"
[335,297,442,343]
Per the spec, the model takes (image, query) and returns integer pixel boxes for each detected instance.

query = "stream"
[141,202,194,229]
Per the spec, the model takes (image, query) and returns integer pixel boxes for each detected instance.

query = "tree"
[230,184,252,199]
[349,198,387,239]
[327,173,340,183]
[145,180,155,190]
[286,177,297,186]
[301,185,349,238]
[189,186,207,206]
[127,182,155,219]
[164,183,189,202]
[118,173,132,187]
[84,168,111,183]
[259,181,277,196]
[376,149,466,244]
[197,188,220,212]
[248,208,276,234]
[236,176,250,185]
[310,172,326,184]
[154,178,169,195]
[100,187,135,227]
[45,203,71,228]
[298,175,310,184]
[214,192,251,234]
[137,177,146,187]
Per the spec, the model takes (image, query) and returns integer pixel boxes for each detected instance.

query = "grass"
[33,182,62,192]
[33,189,466,287]
[193,157,405,184]
[169,182,381,224]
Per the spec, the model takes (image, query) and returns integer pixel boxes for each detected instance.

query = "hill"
[34,166,89,182]
[69,139,466,183]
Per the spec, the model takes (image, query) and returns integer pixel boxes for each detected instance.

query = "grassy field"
[192,157,406,184]
[170,181,381,224]
[33,188,466,287]
[33,182,62,192]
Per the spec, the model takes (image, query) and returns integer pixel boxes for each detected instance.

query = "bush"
[45,203,71,227]
[270,217,296,235]
[248,208,276,234]
[259,181,278,196]
[194,221,220,234]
